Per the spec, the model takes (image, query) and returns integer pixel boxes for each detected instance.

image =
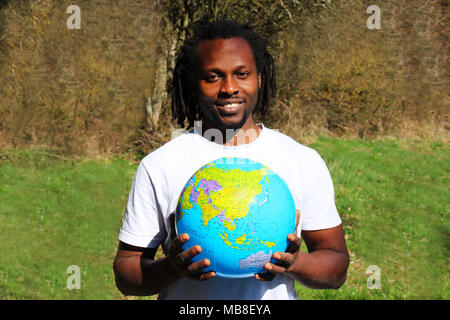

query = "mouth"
[215,101,245,114]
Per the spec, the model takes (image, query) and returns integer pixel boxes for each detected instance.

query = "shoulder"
[140,130,199,170]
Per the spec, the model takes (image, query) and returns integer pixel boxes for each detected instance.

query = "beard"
[199,99,257,132]
[214,107,252,131]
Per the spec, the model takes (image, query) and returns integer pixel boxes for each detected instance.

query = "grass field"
[0,137,448,299]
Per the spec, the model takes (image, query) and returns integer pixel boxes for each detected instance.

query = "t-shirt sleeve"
[118,161,167,248]
[300,151,342,231]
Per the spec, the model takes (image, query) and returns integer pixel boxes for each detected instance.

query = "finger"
[263,262,286,274]
[286,233,301,253]
[188,258,211,274]
[180,244,202,262]
[255,271,276,282]
[169,233,190,255]
[170,252,207,278]
[186,259,214,280]
[169,242,198,274]
[197,271,216,281]
[273,251,296,266]
[288,232,301,243]
[188,271,216,281]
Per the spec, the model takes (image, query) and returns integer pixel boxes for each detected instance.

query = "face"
[195,37,261,131]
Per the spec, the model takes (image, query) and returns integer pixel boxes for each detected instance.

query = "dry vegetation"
[269,0,449,141]
[0,0,164,156]
[0,0,448,157]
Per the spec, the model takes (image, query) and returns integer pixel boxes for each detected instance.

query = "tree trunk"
[146,55,167,130]
[146,9,189,131]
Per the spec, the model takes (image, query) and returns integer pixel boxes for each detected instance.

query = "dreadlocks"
[171,19,277,128]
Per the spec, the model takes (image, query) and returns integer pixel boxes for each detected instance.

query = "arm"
[260,224,349,289]
[113,221,216,296]
[292,224,349,289]
[113,242,177,296]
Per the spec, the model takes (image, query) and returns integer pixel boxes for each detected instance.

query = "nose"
[220,75,239,96]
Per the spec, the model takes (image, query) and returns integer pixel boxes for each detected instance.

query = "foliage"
[0,0,160,155]
[0,0,448,156]
[268,0,449,139]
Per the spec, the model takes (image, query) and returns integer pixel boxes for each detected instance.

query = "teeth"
[223,103,240,108]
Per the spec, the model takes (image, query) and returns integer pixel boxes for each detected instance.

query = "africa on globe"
[176,157,297,278]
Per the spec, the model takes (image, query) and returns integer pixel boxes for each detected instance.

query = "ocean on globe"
[175,157,297,279]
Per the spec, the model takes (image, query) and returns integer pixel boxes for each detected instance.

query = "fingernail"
[265,263,272,271]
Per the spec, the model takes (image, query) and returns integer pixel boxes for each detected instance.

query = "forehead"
[196,37,256,70]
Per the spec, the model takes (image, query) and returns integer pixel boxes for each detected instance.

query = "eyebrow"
[233,65,250,70]
[203,65,251,73]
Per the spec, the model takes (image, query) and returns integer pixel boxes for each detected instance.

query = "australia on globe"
[176,157,297,278]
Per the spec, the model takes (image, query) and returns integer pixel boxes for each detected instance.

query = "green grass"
[0,138,448,299]
[0,151,137,299]
[296,137,449,299]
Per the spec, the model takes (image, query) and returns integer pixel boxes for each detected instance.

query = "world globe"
[176,157,297,278]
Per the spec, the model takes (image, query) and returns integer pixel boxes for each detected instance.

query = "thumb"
[286,233,301,254]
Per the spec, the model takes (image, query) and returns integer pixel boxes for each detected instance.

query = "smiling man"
[195,36,260,134]
[113,19,349,300]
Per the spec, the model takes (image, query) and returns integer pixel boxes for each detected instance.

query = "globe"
[176,157,297,278]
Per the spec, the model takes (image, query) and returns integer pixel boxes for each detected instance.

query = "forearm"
[114,255,181,296]
[286,249,349,289]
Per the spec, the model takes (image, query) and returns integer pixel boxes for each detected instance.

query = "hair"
[171,19,277,128]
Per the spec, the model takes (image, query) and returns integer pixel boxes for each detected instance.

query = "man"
[113,19,349,299]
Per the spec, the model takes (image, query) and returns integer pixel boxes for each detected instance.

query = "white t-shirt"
[118,124,342,300]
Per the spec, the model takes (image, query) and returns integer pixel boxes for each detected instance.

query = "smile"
[215,100,245,112]
[215,102,244,114]
[223,103,241,108]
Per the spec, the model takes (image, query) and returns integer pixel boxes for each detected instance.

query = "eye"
[206,74,220,82]
[236,71,249,78]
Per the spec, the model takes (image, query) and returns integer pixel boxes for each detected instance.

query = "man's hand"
[168,214,216,281]
[255,205,349,289]
[255,232,301,281]
[112,214,215,297]
[255,209,301,281]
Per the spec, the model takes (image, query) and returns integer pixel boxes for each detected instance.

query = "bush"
[0,0,448,156]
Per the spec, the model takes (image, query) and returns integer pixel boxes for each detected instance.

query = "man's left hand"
[255,209,301,281]
[255,232,301,281]
[255,206,302,281]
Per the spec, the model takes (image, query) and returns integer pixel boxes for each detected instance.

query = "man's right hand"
[168,214,216,281]
[113,214,215,296]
